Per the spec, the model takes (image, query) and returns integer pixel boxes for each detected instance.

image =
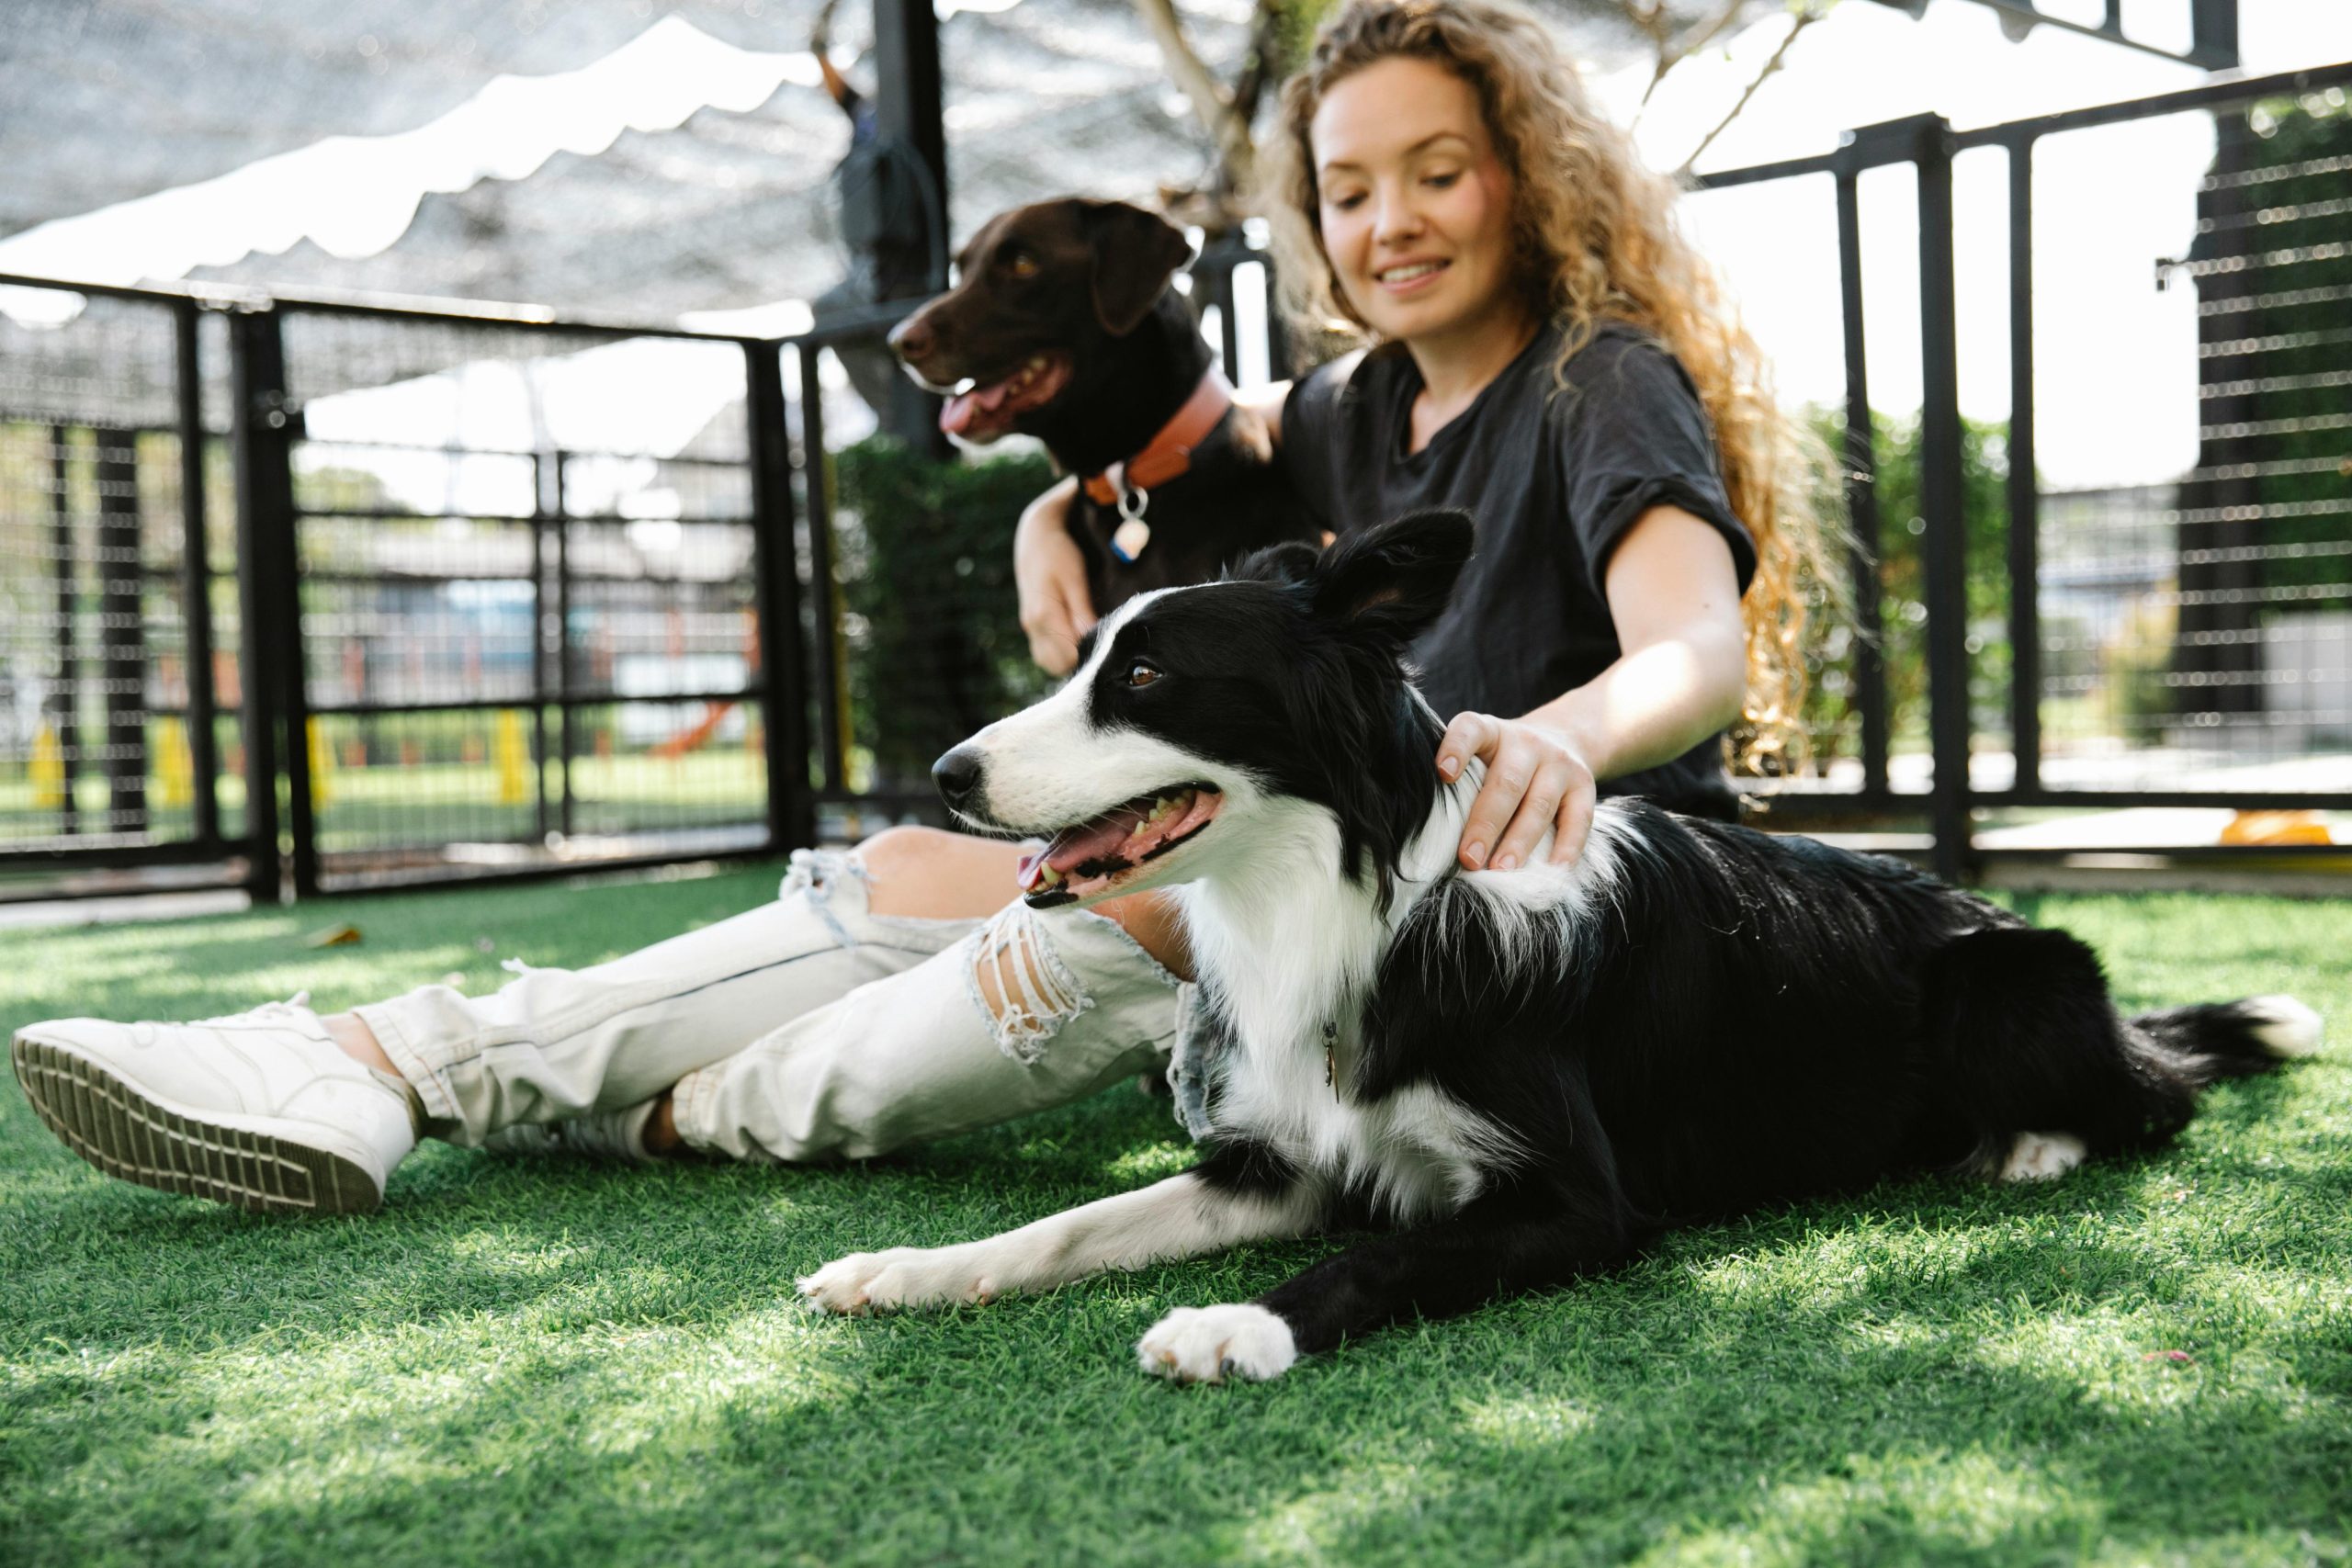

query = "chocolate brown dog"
[888,198,1315,611]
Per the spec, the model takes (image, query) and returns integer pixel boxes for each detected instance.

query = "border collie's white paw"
[797,1245,998,1314]
[1136,1303,1296,1384]
[2000,1130,2087,1182]
[2245,995,2324,1059]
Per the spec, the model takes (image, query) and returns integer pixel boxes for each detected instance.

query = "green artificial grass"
[2,868,2347,1566]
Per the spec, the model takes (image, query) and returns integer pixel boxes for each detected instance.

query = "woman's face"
[1310,55,1521,352]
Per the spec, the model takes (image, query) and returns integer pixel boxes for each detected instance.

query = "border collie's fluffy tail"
[2132,995,2325,1083]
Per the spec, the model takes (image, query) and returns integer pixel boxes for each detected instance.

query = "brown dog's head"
[887,198,1193,443]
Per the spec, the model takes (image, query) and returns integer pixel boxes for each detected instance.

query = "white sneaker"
[479,1102,658,1164]
[10,993,420,1215]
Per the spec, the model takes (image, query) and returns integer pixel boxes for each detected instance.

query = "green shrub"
[831,436,1058,790]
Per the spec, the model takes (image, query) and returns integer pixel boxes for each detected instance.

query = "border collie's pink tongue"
[1018,788,1220,896]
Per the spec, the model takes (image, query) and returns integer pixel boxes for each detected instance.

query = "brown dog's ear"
[1083,201,1194,336]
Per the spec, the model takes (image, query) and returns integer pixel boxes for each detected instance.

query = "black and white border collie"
[799,510,2323,1382]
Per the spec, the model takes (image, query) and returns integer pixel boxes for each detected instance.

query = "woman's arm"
[1440,505,1747,870]
[1014,476,1092,675]
[1012,381,1294,676]
[1237,379,1290,446]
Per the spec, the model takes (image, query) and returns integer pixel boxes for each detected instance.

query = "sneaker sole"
[11,1033,384,1215]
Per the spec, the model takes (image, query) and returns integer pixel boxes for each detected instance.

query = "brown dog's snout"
[887,310,938,367]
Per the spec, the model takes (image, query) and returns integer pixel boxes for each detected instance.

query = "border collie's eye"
[1121,659,1163,689]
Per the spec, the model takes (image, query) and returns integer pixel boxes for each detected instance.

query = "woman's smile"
[1374,256,1451,295]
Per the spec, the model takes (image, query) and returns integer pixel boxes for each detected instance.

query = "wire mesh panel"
[797,256,1283,839]
[1679,170,1887,803]
[786,331,1054,844]
[276,308,772,887]
[2030,95,2352,798]
[0,284,243,897]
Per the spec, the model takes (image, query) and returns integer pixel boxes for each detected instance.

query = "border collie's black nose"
[933,745,984,814]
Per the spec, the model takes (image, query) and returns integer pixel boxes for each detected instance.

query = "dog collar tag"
[1110,516,1151,563]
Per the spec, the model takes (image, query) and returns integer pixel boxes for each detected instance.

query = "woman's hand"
[1436,712,1598,871]
[1014,477,1096,676]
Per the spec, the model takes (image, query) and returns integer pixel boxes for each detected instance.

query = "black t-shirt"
[1281,320,1757,815]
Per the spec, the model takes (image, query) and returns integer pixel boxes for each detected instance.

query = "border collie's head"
[933,510,1475,908]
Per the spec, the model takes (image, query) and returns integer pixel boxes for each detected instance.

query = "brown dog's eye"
[1122,659,1162,688]
[1007,251,1039,278]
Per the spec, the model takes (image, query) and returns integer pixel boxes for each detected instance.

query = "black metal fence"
[0,66,2345,902]
[1690,62,2352,878]
[0,288,241,897]
[0,281,798,899]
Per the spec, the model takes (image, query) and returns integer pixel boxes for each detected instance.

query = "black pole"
[750,343,815,850]
[872,0,952,457]
[1914,118,1972,883]
[2004,134,2041,796]
[48,425,78,837]
[1834,164,1890,800]
[175,301,222,845]
[530,451,552,844]
[797,344,849,797]
[227,310,288,900]
[555,450,576,841]
[2188,0,2239,71]
[873,0,947,288]
[94,424,146,835]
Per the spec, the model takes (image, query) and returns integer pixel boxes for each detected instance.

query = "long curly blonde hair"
[1262,0,1838,775]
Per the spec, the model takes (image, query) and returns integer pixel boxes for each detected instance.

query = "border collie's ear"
[1227,537,1321,587]
[1310,510,1475,643]
[1083,201,1194,336]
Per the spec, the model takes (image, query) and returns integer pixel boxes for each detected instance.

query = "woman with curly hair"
[14,0,1835,1214]
[1023,0,1833,852]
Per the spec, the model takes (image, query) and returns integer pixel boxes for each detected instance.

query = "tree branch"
[1675,5,1824,175]
[1641,0,1748,107]
[1132,0,1242,151]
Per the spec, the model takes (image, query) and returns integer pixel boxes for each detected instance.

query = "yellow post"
[307,716,334,808]
[30,723,65,809]
[157,717,193,807]
[496,709,530,806]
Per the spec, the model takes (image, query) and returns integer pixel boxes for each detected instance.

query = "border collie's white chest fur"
[1178,773,1617,1223]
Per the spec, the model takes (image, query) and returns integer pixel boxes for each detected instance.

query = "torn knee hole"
[967,904,1094,1061]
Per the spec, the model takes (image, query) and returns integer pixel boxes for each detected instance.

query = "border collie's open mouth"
[940,352,1074,442]
[1016,784,1222,906]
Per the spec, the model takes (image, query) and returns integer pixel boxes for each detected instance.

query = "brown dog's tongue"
[940,390,980,434]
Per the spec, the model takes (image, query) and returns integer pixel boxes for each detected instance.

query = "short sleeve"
[1279,350,1363,535]
[1556,333,1756,600]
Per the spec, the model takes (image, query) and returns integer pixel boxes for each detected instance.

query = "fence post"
[95,425,147,834]
[747,341,815,850]
[1914,116,1973,883]
[2004,132,2041,796]
[175,301,223,845]
[227,308,294,900]
[47,424,79,838]
[795,344,849,797]
[552,451,576,842]
[1832,155,1890,800]
[529,451,553,844]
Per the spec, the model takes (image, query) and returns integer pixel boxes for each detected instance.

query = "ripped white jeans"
[357,849,1193,1161]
